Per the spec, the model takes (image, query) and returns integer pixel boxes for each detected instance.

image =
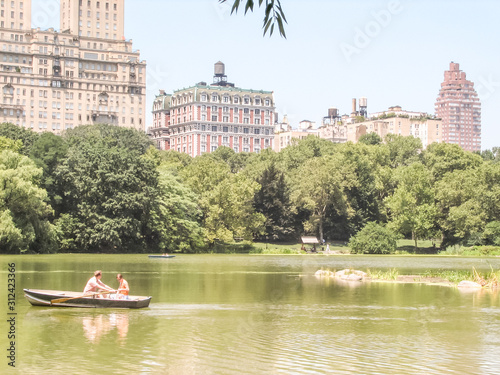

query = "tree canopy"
[1,121,499,253]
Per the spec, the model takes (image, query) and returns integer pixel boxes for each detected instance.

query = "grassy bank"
[208,239,499,256]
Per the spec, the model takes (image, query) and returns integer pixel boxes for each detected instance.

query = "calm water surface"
[1,254,500,374]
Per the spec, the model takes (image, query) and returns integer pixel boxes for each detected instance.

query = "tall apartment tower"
[0,0,31,30]
[435,62,481,152]
[0,0,145,134]
[60,0,125,40]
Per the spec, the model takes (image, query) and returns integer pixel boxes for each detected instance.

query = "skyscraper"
[435,62,481,152]
[60,0,125,40]
[0,0,145,134]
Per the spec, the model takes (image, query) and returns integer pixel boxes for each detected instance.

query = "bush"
[462,246,500,256]
[482,221,500,246]
[349,222,398,254]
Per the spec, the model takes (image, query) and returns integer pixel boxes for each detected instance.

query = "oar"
[50,290,115,304]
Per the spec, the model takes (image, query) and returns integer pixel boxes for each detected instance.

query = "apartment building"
[435,62,481,152]
[0,0,145,134]
[149,62,275,156]
[346,106,442,148]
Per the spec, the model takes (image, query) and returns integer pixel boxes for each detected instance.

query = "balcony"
[91,109,118,125]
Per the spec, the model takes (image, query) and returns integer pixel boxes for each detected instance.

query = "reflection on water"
[82,313,129,345]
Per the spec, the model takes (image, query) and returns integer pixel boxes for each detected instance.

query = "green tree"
[349,222,397,254]
[204,173,265,243]
[210,146,251,173]
[385,162,437,250]
[0,136,22,152]
[64,123,152,154]
[0,123,39,156]
[383,134,422,168]
[278,136,336,171]
[358,132,382,145]
[253,161,296,240]
[54,125,161,253]
[180,155,232,197]
[478,147,500,163]
[291,154,357,241]
[29,132,68,216]
[331,142,384,238]
[423,142,483,182]
[152,166,205,252]
[482,221,500,246]
[435,162,500,247]
[0,150,55,253]
[180,154,264,243]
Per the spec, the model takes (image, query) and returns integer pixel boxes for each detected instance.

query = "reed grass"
[367,268,399,280]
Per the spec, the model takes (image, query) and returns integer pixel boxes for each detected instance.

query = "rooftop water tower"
[359,97,368,118]
[212,61,234,87]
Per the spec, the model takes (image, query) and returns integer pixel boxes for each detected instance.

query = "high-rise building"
[60,0,125,39]
[0,0,31,30]
[0,0,145,134]
[149,62,275,156]
[435,62,481,152]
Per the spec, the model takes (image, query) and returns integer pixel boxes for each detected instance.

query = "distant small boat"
[148,255,175,259]
[23,289,151,309]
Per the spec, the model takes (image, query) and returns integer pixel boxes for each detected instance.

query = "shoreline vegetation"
[243,239,500,256]
[314,267,500,289]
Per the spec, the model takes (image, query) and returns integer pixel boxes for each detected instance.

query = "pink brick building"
[148,62,275,156]
[435,62,481,152]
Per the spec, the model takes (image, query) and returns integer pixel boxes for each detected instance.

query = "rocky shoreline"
[315,268,495,289]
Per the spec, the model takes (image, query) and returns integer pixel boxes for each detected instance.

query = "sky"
[31,0,500,150]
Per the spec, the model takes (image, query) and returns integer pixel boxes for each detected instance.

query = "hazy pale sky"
[32,0,500,150]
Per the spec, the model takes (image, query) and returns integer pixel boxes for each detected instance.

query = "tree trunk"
[413,231,418,252]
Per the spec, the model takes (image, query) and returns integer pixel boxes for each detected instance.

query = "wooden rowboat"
[148,255,175,258]
[23,289,151,309]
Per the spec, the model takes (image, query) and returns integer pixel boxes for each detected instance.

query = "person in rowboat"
[84,270,116,297]
[116,273,129,299]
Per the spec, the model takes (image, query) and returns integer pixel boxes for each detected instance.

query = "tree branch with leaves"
[220,0,287,37]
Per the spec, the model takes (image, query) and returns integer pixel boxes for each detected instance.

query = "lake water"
[2,254,500,374]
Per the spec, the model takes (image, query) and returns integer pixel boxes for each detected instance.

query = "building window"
[211,115,217,122]
[212,125,218,132]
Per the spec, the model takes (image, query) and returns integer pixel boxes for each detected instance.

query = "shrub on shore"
[349,222,398,254]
